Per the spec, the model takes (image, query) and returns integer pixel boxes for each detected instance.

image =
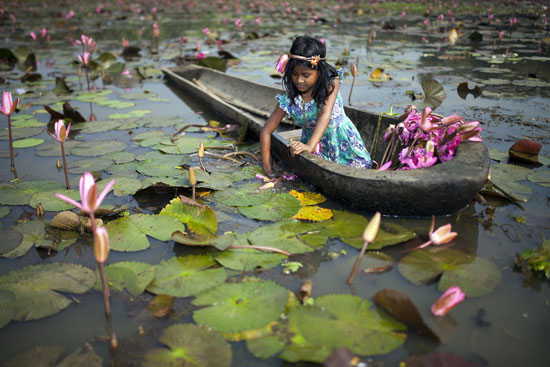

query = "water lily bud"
[94,226,110,263]
[198,140,205,158]
[188,167,196,186]
[78,67,82,78]
[363,212,381,243]
[350,64,357,77]
[426,140,435,154]
[431,286,465,316]
[56,159,62,169]
[458,121,480,134]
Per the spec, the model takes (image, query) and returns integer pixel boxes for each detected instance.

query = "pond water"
[1,1,549,366]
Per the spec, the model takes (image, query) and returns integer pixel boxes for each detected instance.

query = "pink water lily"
[431,285,465,316]
[47,119,70,143]
[0,91,19,116]
[77,52,90,65]
[404,215,457,252]
[56,172,115,215]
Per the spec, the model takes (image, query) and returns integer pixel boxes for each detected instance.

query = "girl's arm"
[290,78,340,156]
[260,105,286,176]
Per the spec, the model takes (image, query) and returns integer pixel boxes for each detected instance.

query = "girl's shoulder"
[334,68,344,82]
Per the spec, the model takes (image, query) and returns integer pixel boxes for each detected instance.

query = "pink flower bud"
[431,286,465,316]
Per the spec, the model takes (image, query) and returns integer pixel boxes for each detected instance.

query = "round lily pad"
[527,170,550,187]
[105,151,135,164]
[146,255,227,298]
[0,206,10,218]
[247,220,316,254]
[13,138,44,148]
[112,176,143,196]
[0,180,64,206]
[213,187,272,207]
[29,189,80,212]
[0,263,95,324]
[398,248,502,297]
[94,261,155,296]
[11,115,45,128]
[193,278,289,333]
[0,126,42,140]
[67,157,114,174]
[0,229,23,256]
[70,140,127,156]
[160,197,217,235]
[213,248,287,271]
[71,120,122,133]
[237,193,301,221]
[143,324,231,367]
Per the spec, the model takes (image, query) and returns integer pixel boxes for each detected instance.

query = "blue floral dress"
[276,71,372,169]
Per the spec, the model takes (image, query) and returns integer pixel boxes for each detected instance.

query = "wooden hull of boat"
[162,65,490,216]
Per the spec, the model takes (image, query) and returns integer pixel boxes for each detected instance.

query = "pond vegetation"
[1,0,549,366]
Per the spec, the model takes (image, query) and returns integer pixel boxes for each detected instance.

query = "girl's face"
[291,64,319,94]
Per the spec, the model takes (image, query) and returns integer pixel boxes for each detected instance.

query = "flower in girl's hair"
[310,55,321,67]
[275,54,289,73]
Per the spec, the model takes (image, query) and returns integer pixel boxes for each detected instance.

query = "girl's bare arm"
[260,105,287,175]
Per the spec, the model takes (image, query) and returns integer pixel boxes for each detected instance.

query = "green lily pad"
[94,261,155,296]
[146,255,226,298]
[0,126,42,140]
[1,345,66,367]
[213,248,287,271]
[247,220,317,254]
[0,263,95,324]
[96,99,136,109]
[67,157,114,174]
[490,163,531,181]
[29,189,81,212]
[0,206,10,218]
[193,277,289,333]
[105,151,135,164]
[35,140,78,157]
[143,115,184,128]
[112,176,143,196]
[156,136,233,155]
[108,109,151,119]
[527,170,550,187]
[238,193,301,221]
[342,222,417,250]
[172,231,235,251]
[118,91,158,100]
[13,138,44,148]
[0,180,64,205]
[71,120,122,133]
[75,90,112,103]
[0,229,23,256]
[398,248,502,297]
[488,148,509,162]
[106,214,187,252]
[5,220,77,258]
[195,171,235,191]
[107,162,138,177]
[213,186,272,207]
[136,155,187,177]
[143,324,231,367]
[11,115,45,128]
[70,140,128,156]
[160,197,217,235]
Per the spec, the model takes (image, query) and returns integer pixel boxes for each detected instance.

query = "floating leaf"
[0,126,42,140]
[343,221,416,250]
[13,138,44,148]
[0,180,64,205]
[148,294,174,317]
[0,206,10,218]
[94,261,155,296]
[238,193,301,221]
[247,220,317,254]
[29,189,81,212]
[527,170,550,187]
[193,278,288,333]
[289,190,326,206]
[70,140,128,157]
[214,248,287,271]
[0,263,95,325]
[111,176,143,196]
[67,157,114,174]
[146,255,226,297]
[398,249,502,297]
[172,231,234,251]
[136,154,187,177]
[213,186,271,207]
[6,220,77,258]
[422,79,446,109]
[143,324,231,367]
[75,90,112,103]
[160,197,217,235]
[291,205,333,222]
[96,99,136,109]
[106,214,187,252]
[108,109,151,119]
[0,229,23,256]
[1,345,65,367]
[71,120,122,133]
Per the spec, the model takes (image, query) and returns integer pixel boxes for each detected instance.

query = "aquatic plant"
[46,119,71,189]
[431,285,466,316]
[347,212,381,284]
[404,215,457,252]
[0,91,20,177]
[515,239,550,279]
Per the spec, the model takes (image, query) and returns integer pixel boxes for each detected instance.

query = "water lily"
[56,172,115,218]
[30,31,37,41]
[77,51,90,65]
[0,91,20,176]
[405,215,457,252]
[47,120,71,188]
[431,285,465,316]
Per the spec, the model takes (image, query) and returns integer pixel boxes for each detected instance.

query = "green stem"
[61,142,70,189]
[7,115,16,176]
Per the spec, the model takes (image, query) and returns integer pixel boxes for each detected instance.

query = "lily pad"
[13,138,44,148]
[0,229,23,256]
[238,193,301,221]
[343,222,417,250]
[0,206,10,218]
[75,90,112,103]
[106,214,187,252]
[29,189,81,212]
[71,120,122,133]
[5,220,77,258]
[289,190,326,206]
[193,278,289,333]
[70,140,128,156]
[67,157,114,174]
[136,155,187,177]
[112,176,143,196]
[11,115,45,128]
[94,261,155,296]
[146,255,226,298]
[0,126,42,140]
[156,136,233,155]
[3,344,102,367]
[247,220,317,254]
[0,263,95,325]
[213,186,272,207]
[0,180,64,205]
[108,109,151,119]
[96,99,136,109]
[160,197,217,235]
[398,248,502,297]
[291,205,333,222]
[527,170,550,187]
[213,248,287,271]
[106,151,135,164]
[143,324,231,367]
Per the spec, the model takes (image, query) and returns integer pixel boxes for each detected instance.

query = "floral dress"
[276,71,372,169]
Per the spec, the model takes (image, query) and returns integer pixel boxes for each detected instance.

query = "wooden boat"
[162,65,489,216]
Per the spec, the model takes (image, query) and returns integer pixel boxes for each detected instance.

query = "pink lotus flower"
[30,31,37,40]
[77,52,90,65]
[275,54,289,73]
[56,172,115,215]
[47,119,70,143]
[431,286,465,316]
[378,160,392,170]
[41,28,47,38]
[404,215,458,252]
[0,91,19,116]
[202,27,211,35]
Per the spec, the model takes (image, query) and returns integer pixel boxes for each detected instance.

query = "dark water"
[1,1,549,366]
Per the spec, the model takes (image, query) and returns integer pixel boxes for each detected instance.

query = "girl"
[260,36,372,176]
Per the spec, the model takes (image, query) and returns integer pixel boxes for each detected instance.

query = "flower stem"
[7,115,16,176]
[84,66,91,91]
[229,245,290,256]
[60,142,70,189]
[347,239,370,284]
[98,262,111,316]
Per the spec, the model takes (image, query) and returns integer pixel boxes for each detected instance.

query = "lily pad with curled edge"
[172,231,235,251]
[71,140,128,157]
[192,277,289,333]
[71,120,122,133]
[527,170,550,187]
[160,197,217,235]
[29,189,80,212]
[0,263,95,324]
[93,261,155,296]
[146,255,227,298]
[12,138,44,148]
[0,180,64,205]
[143,324,232,367]
[0,126,42,140]
[213,248,287,271]
[238,193,301,221]
[342,221,416,250]
[106,214,187,252]
[67,157,114,174]
[247,220,318,254]
[398,248,502,297]
[111,176,143,196]
[482,179,533,202]
[247,294,406,363]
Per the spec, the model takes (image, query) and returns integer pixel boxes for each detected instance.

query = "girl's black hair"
[282,36,338,107]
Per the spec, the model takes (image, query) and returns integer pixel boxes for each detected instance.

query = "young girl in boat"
[261,36,372,176]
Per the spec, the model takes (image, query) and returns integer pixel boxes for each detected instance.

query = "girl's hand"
[290,141,314,156]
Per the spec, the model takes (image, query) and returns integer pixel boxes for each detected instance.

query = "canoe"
[162,65,489,216]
